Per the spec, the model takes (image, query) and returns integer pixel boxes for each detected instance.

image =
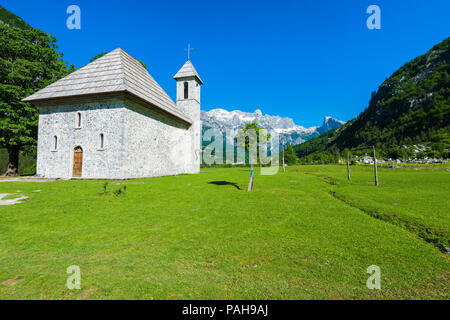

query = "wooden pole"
[248,164,254,191]
[347,151,351,181]
[373,146,379,186]
[281,136,285,173]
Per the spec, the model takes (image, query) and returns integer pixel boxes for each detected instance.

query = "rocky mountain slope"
[295,37,450,158]
[201,108,344,146]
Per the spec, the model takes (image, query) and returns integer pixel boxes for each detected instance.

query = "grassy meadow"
[0,165,449,299]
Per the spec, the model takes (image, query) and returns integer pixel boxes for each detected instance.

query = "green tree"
[0,24,73,175]
[91,52,147,69]
[283,144,298,165]
[235,122,272,191]
[90,52,108,62]
[235,122,271,165]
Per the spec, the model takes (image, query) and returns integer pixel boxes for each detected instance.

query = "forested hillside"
[0,5,31,29]
[296,37,450,161]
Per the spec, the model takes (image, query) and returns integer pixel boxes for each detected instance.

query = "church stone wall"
[121,101,192,178]
[177,99,201,173]
[37,102,127,179]
[176,77,201,174]
[36,99,195,179]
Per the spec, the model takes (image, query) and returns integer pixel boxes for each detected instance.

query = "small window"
[100,133,104,149]
[54,136,58,150]
[77,112,81,127]
[184,82,189,99]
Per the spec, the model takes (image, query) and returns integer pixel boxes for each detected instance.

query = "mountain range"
[201,108,345,146]
[295,37,450,159]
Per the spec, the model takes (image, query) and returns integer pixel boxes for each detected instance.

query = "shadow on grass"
[208,181,241,190]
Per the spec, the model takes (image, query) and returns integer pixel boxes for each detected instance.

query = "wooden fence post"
[248,164,254,191]
[281,136,285,173]
[347,151,351,181]
[373,146,379,186]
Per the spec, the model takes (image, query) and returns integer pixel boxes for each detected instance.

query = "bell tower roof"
[174,60,203,84]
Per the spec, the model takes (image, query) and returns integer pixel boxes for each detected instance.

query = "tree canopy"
[0,24,73,175]
[235,122,271,165]
[283,144,298,165]
[91,52,147,69]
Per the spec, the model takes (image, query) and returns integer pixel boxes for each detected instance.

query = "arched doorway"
[73,146,83,177]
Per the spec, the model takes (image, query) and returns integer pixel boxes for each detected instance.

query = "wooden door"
[73,146,83,177]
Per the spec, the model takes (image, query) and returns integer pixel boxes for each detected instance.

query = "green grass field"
[0,165,448,299]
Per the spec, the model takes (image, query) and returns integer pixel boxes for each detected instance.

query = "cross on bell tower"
[184,43,194,60]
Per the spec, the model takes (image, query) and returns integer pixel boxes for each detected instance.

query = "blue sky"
[2,0,449,126]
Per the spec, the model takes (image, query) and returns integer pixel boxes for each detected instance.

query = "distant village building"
[23,48,203,179]
[359,155,375,165]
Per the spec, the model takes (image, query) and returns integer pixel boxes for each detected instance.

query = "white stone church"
[23,48,202,179]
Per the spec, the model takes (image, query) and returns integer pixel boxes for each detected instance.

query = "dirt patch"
[2,278,24,286]
[242,264,258,270]
[79,288,95,299]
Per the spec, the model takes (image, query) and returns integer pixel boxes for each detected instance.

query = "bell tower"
[174,59,203,173]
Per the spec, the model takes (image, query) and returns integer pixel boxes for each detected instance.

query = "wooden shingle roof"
[173,60,203,84]
[23,48,191,124]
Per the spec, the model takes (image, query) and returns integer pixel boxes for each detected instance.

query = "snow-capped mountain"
[317,116,346,134]
[201,108,345,146]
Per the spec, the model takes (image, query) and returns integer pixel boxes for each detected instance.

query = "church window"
[77,112,81,127]
[100,133,104,149]
[184,82,189,99]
